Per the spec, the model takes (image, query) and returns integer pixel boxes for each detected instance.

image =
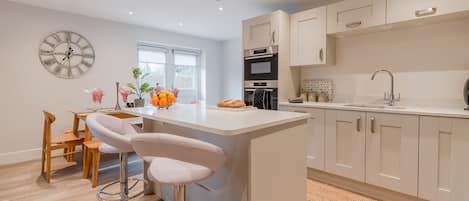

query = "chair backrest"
[42,110,56,145]
[131,134,226,172]
[86,113,138,153]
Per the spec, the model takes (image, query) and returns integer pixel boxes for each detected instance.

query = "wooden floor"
[0,154,377,201]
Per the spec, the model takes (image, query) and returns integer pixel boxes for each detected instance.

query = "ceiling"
[9,0,324,41]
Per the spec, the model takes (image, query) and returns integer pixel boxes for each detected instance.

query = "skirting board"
[0,147,84,166]
[0,148,42,166]
[307,168,426,201]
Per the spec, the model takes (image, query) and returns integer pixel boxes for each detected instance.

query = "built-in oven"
[244,80,278,110]
[244,46,278,81]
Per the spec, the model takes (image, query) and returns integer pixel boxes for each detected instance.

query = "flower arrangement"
[119,87,130,103]
[127,67,154,107]
[84,88,104,104]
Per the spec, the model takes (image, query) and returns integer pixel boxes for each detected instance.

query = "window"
[138,44,201,103]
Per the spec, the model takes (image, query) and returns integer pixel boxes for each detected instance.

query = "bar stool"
[130,133,226,201]
[86,113,145,201]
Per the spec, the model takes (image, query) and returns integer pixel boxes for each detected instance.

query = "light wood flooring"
[0,154,377,201]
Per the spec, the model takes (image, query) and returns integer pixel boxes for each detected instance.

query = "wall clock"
[38,31,95,79]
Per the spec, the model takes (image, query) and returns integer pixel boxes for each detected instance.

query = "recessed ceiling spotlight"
[128,11,134,15]
[216,0,223,11]
[178,22,184,27]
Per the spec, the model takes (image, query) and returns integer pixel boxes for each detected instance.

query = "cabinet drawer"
[327,0,386,34]
[387,0,469,24]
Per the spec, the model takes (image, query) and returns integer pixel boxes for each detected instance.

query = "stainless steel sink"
[344,104,406,110]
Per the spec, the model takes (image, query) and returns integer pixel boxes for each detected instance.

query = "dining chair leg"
[92,150,100,188]
[41,150,45,174]
[46,150,52,183]
[69,146,75,161]
[83,147,91,179]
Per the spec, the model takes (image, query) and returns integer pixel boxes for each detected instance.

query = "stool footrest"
[97,178,147,201]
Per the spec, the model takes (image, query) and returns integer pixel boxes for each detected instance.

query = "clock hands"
[62,47,74,64]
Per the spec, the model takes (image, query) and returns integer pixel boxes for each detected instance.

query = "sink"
[344,104,406,110]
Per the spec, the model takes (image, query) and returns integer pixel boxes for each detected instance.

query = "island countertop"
[123,104,310,136]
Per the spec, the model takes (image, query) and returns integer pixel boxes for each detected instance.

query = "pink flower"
[119,87,130,103]
[156,83,163,93]
[172,88,179,98]
[85,88,104,104]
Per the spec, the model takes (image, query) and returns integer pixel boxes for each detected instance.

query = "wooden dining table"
[70,109,142,141]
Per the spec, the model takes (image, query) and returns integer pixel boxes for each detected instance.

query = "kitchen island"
[123,104,310,201]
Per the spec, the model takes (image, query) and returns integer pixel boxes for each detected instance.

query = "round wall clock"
[38,31,95,79]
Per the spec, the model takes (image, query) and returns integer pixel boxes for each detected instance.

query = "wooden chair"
[41,110,84,183]
[81,112,142,188]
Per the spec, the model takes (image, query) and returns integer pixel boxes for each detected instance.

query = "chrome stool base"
[96,152,147,201]
[97,178,146,201]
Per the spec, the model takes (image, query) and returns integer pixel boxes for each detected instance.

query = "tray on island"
[206,105,257,112]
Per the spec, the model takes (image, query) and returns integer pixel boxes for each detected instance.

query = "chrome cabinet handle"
[319,48,324,62]
[415,7,437,17]
[356,117,361,132]
[370,117,376,133]
[346,21,362,28]
[271,30,276,44]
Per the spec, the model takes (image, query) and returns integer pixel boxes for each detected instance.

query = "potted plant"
[127,67,154,107]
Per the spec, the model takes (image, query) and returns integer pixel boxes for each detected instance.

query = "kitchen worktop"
[279,102,469,119]
[123,103,310,136]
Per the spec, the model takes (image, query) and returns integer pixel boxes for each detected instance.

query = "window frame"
[137,42,202,101]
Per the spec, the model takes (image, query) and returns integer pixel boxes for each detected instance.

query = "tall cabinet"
[290,6,335,66]
[243,12,279,50]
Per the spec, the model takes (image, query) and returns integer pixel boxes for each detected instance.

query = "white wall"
[302,18,469,108]
[0,1,223,165]
[221,38,243,99]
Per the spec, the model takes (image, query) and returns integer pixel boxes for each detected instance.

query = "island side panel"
[143,118,250,201]
[249,119,308,201]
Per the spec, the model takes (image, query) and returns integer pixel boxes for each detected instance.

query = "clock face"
[38,31,95,79]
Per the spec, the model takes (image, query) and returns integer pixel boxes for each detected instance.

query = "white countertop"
[279,102,469,119]
[123,104,310,136]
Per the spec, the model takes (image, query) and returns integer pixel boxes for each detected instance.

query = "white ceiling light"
[216,0,224,11]
[128,11,134,15]
[178,22,184,27]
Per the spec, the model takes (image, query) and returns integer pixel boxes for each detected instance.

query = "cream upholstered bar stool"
[131,133,226,201]
[86,113,145,201]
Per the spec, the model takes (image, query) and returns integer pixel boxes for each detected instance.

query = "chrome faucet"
[371,69,400,106]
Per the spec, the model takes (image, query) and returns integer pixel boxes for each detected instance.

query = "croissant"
[217,99,246,108]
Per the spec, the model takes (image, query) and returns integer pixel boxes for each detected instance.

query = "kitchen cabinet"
[387,0,469,24]
[243,11,280,50]
[290,7,335,66]
[326,0,387,34]
[279,106,325,170]
[365,113,419,196]
[325,110,366,182]
[419,117,469,201]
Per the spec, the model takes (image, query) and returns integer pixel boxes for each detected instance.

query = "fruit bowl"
[151,90,177,109]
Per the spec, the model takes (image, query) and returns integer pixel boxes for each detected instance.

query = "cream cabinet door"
[365,113,419,196]
[387,0,469,24]
[279,106,325,170]
[419,117,469,201]
[243,12,279,50]
[290,7,332,66]
[325,110,366,182]
[327,0,386,34]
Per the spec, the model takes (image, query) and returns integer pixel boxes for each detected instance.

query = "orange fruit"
[159,99,168,107]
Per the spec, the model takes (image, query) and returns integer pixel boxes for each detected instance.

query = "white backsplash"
[301,18,469,108]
